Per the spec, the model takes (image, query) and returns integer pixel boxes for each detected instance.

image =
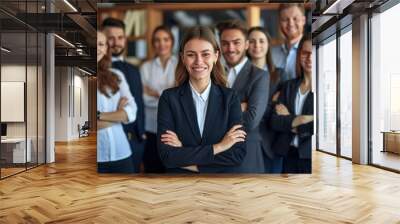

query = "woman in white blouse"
[97,31,137,173]
[140,25,177,173]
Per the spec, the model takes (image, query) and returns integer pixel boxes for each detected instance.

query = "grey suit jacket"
[229,59,269,173]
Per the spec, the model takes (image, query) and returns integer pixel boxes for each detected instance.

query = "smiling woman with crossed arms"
[157,26,247,173]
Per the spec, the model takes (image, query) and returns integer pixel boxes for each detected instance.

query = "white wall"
[54,67,89,141]
[1,65,36,138]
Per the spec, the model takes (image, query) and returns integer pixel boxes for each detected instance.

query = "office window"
[371,3,400,171]
[317,36,337,154]
[339,28,352,158]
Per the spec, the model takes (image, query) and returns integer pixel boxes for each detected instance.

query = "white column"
[46,32,55,163]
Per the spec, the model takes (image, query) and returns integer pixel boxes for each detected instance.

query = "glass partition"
[0,0,46,179]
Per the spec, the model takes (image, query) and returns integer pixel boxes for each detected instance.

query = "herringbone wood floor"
[0,134,400,223]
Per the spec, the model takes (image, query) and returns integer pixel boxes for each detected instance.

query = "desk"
[381,131,400,154]
[1,138,31,163]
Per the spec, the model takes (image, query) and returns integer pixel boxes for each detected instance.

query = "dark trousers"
[98,155,135,173]
[143,132,166,173]
[129,139,145,173]
[264,156,283,173]
[283,146,311,174]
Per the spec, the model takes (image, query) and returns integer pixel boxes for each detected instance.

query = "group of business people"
[96,3,314,174]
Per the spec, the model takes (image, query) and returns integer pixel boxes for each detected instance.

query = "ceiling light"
[1,47,11,53]
[77,67,93,76]
[322,0,355,15]
[63,0,78,12]
[54,34,75,48]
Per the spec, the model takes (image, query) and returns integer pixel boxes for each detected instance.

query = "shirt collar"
[111,56,124,62]
[281,41,300,53]
[189,80,211,102]
[228,56,248,75]
[155,55,177,67]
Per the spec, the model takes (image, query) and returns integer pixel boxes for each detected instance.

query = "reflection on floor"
[373,150,400,171]
[0,135,399,223]
[0,162,44,179]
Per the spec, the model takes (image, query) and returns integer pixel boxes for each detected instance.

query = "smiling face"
[97,31,107,63]
[103,26,126,57]
[279,6,306,41]
[153,29,173,58]
[248,30,269,60]
[182,38,218,82]
[300,40,312,75]
[220,29,249,67]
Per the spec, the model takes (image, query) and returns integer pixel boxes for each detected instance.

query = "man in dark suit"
[102,18,146,173]
[218,20,269,173]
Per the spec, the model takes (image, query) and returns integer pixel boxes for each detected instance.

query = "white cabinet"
[1,138,32,163]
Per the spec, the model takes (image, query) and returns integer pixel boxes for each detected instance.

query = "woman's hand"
[182,165,199,172]
[292,115,314,128]
[97,120,114,130]
[117,96,129,111]
[213,125,246,154]
[272,91,280,102]
[161,130,182,147]
[241,102,248,112]
[275,103,290,115]
[144,85,160,98]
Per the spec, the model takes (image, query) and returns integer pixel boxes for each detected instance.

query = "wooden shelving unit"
[98,3,312,61]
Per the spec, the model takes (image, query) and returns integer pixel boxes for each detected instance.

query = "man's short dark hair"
[217,19,248,39]
[278,3,305,15]
[101,17,125,31]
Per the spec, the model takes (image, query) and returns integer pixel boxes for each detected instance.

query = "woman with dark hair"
[157,26,246,173]
[247,26,285,173]
[269,34,314,173]
[140,25,177,173]
[97,31,138,173]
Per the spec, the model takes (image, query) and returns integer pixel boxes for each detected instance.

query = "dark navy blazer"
[112,61,146,142]
[269,77,314,159]
[157,81,246,173]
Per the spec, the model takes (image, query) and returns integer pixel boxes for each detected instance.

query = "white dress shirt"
[226,57,248,88]
[283,42,299,81]
[189,80,211,137]
[140,56,177,133]
[97,68,138,162]
[111,56,124,62]
[291,87,310,147]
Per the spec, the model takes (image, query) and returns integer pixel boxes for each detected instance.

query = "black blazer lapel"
[179,82,202,143]
[287,79,301,113]
[302,92,313,115]
[201,83,221,143]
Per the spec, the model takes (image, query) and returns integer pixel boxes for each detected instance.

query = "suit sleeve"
[197,93,247,172]
[242,72,269,131]
[297,94,314,139]
[132,66,146,138]
[157,92,216,168]
[269,82,296,132]
[297,121,314,139]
